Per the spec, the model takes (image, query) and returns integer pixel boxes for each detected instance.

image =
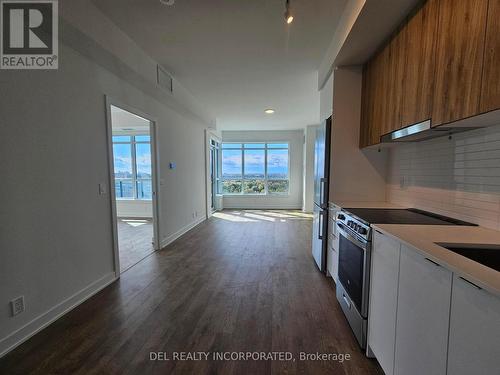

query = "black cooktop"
[344,208,477,226]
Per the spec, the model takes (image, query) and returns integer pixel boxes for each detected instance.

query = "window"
[210,140,221,206]
[113,135,152,200]
[221,143,289,195]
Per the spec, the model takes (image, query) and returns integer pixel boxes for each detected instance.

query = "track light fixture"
[284,0,293,24]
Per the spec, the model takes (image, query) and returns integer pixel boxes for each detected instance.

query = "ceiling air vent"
[157,65,173,93]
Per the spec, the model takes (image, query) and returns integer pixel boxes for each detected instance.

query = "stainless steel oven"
[334,207,477,351]
[335,212,371,349]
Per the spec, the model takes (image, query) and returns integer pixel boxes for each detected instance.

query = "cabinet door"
[480,0,500,113]
[394,245,452,375]
[371,47,390,142]
[367,231,401,375]
[359,64,371,148]
[432,0,488,126]
[401,0,439,127]
[383,26,406,135]
[360,59,379,147]
[447,275,500,375]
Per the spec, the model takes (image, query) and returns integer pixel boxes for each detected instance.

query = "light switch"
[169,162,176,170]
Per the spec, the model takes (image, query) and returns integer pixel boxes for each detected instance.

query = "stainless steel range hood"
[380,110,500,143]
[380,120,480,142]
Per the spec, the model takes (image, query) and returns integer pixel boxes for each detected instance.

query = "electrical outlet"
[11,296,25,316]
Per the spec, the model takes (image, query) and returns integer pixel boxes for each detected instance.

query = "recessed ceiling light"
[265,109,275,114]
[284,0,293,24]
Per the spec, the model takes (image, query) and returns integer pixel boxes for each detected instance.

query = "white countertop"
[330,200,405,209]
[373,224,500,297]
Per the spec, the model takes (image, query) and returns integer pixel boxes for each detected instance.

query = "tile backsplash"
[387,123,500,230]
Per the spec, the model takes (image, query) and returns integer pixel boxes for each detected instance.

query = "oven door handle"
[342,292,352,309]
[337,222,369,251]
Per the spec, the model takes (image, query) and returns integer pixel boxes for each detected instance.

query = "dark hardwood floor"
[0,210,382,375]
[118,218,154,273]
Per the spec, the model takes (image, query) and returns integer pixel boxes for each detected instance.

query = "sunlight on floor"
[121,219,150,227]
[212,212,258,222]
[243,212,276,222]
[213,210,313,223]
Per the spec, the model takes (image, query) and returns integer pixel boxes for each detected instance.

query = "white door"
[394,245,452,375]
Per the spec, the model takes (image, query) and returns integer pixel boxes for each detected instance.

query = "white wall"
[221,130,304,209]
[329,66,388,203]
[303,125,318,212]
[0,3,209,357]
[320,73,334,122]
[387,123,500,230]
[116,200,153,218]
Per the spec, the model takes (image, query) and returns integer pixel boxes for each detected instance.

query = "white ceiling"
[111,105,151,131]
[92,0,347,130]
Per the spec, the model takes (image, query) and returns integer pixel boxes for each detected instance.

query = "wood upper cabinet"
[360,63,373,148]
[383,26,406,135]
[372,47,390,140]
[359,0,497,148]
[360,52,383,147]
[432,0,489,126]
[361,41,398,147]
[480,0,500,113]
[400,0,439,127]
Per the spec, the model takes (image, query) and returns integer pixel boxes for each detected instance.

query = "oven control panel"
[336,211,371,241]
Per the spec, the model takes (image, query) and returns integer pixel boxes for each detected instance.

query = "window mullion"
[241,148,244,195]
[131,137,138,199]
[264,145,268,195]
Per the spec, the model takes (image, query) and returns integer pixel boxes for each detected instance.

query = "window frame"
[112,134,152,200]
[220,142,290,196]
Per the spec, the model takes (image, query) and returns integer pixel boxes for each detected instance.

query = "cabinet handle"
[425,257,441,267]
[375,230,383,235]
[459,276,482,290]
[342,293,352,309]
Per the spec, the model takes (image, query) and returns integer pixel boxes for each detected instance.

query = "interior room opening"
[109,105,156,273]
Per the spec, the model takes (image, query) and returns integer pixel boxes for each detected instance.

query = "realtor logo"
[1,0,58,69]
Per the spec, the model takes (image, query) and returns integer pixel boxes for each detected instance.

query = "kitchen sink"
[437,243,500,272]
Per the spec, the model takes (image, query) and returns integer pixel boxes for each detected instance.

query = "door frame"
[104,95,161,277]
[205,129,221,218]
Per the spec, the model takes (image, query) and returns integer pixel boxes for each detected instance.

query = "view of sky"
[222,147,288,176]
[113,141,152,177]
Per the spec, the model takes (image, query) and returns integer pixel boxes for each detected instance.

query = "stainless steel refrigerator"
[312,116,331,272]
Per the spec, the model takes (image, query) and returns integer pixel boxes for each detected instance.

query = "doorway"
[106,101,160,274]
[209,139,220,212]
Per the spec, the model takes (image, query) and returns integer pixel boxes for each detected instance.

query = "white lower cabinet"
[327,206,340,281]
[367,231,401,375]
[368,232,499,375]
[327,233,339,281]
[447,274,500,375]
[394,245,452,375]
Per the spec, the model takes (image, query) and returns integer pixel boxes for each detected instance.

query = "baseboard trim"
[160,216,206,249]
[222,205,303,210]
[0,272,117,358]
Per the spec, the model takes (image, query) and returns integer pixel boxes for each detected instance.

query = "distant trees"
[222,179,288,194]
